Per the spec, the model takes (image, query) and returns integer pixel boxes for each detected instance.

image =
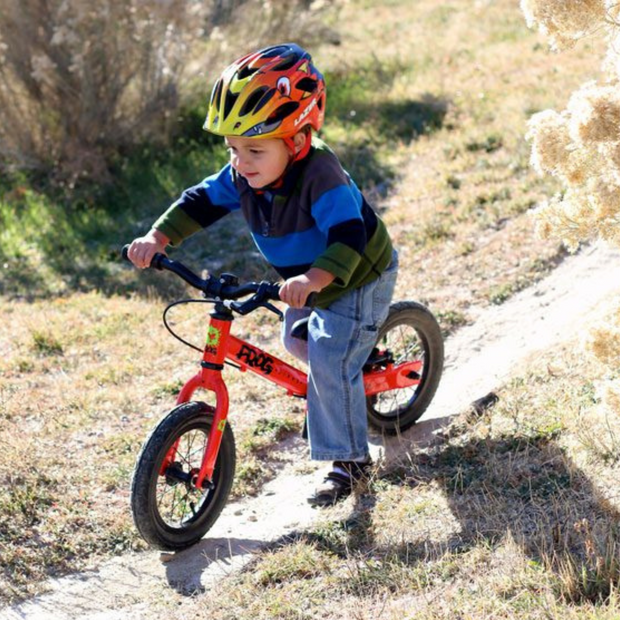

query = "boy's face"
[225,136,291,189]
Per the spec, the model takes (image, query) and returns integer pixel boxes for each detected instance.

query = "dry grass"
[1,0,618,613]
[0,0,337,179]
[184,332,620,620]
[0,293,303,601]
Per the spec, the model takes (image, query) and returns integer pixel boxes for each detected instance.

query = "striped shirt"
[153,137,393,307]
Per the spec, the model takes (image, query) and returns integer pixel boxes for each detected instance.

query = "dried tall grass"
[522,0,620,424]
[0,0,338,183]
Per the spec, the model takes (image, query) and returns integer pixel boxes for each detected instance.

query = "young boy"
[127,43,398,506]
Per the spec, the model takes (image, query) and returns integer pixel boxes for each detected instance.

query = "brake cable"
[162,299,242,370]
[162,285,285,367]
[163,299,215,353]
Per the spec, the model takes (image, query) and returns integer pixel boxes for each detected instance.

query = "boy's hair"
[203,43,326,140]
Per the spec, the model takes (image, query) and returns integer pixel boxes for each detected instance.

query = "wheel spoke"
[154,428,211,527]
[366,303,443,433]
[372,321,425,416]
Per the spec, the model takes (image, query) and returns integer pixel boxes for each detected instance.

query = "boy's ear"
[292,130,308,154]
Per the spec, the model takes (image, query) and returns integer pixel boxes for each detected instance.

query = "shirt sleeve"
[153,164,241,245]
[309,181,368,287]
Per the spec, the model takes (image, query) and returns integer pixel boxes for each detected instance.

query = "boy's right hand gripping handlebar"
[120,245,316,308]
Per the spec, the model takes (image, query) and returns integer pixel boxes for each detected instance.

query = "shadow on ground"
[162,536,267,595]
[330,94,450,189]
[270,408,620,604]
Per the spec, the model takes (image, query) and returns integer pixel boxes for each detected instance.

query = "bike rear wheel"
[366,301,444,434]
[130,401,235,551]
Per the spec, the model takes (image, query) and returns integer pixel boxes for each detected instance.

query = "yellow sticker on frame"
[206,325,221,347]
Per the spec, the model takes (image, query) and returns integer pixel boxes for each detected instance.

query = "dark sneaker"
[307,459,373,507]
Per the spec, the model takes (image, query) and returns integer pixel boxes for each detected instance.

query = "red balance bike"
[122,247,443,550]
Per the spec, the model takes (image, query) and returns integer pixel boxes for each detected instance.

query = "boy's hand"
[127,229,170,269]
[279,268,335,308]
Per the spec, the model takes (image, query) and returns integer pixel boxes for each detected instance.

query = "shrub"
[522,1,620,250]
[0,0,209,182]
[0,0,339,183]
[522,0,620,440]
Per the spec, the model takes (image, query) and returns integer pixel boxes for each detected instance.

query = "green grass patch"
[232,415,301,498]
[30,330,64,356]
[152,379,185,400]
[0,116,229,299]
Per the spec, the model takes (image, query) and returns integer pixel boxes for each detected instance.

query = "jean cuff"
[310,450,370,462]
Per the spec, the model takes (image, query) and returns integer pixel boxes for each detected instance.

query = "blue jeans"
[281,251,398,461]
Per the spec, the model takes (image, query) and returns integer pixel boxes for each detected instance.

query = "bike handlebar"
[121,244,282,302]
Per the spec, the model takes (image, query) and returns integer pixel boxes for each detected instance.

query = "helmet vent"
[224,89,240,119]
[296,77,318,93]
[267,101,300,125]
[237,65,259,81]
[261,45,288,59]
[210,78,223,109]
[254,87,276,114]
[239,86,269,117]
[272,55,299,72]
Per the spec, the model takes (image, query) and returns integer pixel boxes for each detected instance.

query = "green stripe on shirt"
[315,217,393,308]
[153,207,204,245]
[312,243,363,287]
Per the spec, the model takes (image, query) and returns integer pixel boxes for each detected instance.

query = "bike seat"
[290,317,309,341]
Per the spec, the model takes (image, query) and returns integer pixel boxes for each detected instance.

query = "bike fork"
[161,307,234,491]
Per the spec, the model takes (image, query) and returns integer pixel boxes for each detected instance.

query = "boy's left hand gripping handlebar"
[122,244,207,291]
[121,245,165,270]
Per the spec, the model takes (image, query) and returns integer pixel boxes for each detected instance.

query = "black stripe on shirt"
[271,262,313,279]
[327,219,367,254]
[360,199,379,238]
[178,183,230,228]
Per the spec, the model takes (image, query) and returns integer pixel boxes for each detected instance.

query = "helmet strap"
[283,131,311,163]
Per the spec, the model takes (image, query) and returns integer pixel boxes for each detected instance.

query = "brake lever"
[225,299,254,315]
[262,301,284,321]
[222,281,283,318]
[227,298,284,320]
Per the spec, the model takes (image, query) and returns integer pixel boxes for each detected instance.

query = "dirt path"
[3,242,620,620]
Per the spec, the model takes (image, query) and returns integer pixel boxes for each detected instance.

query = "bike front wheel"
[130,401,235,551]
[366,301,444,434]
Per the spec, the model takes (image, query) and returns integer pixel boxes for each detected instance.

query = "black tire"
[130,401,235,551]
[366,301,444,434]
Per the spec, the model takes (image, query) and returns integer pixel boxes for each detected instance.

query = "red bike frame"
[162,310,422,490]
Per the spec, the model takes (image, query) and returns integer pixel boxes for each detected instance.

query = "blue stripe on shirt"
[251,228,327,268]
[170,164,241,228]
[202,164,242,210]
[310,184,364,234]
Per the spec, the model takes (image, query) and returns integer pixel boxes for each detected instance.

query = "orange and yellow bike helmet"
[204,43,326,139]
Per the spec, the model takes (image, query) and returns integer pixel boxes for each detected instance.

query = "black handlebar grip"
[263,282,281,300]
[150,253,167,270]
[305,292,318,308]
[121,245,130,261]
[265,285,315,306]
[272,287,316,307]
